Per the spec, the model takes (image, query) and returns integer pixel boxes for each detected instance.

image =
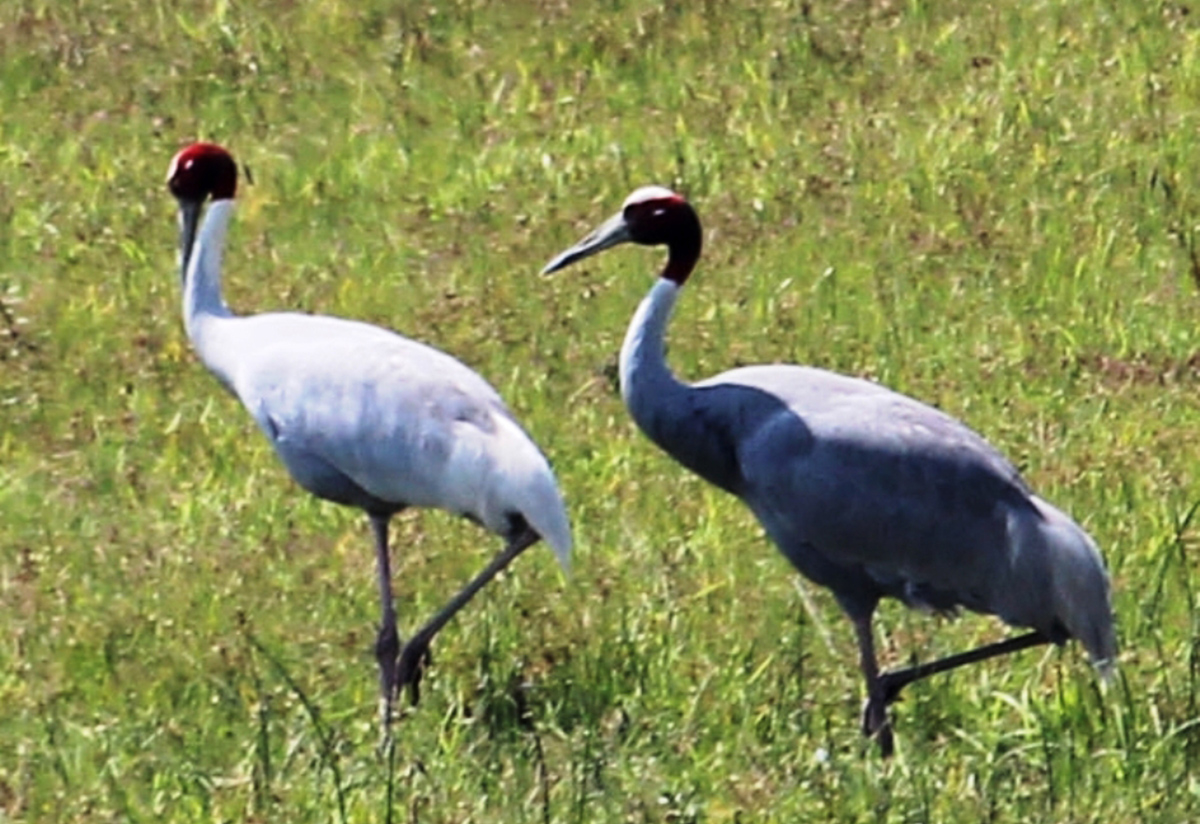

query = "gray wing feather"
[696,365,1033,613]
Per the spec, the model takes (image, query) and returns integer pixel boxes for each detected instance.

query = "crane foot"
[861,693,895,758]
[396,633,434,706]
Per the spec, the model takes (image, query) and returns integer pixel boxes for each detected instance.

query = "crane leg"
[370,514,401,731]
[852,613,895,757]
[877,630,1052,705]
[855,629,1051,756]
[396,527,542,705]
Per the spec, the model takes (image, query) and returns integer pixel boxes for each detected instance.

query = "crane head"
[541,186,702,284]
[168,143,238,283]
[167,142,238,204]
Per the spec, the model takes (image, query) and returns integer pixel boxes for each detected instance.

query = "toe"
[877,723,895,757]
[397,636,433,705]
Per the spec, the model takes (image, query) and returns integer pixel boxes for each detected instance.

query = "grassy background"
[4,0,1200,820]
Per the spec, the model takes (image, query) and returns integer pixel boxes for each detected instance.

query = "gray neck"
[619,278,743,494]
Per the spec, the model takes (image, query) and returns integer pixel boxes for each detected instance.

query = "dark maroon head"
[541,186,704,285]
[620,187,702,283]
[167,142,238,203]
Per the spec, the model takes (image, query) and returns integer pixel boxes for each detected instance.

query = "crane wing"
[209,312,527,515]
[699,365,1034,609]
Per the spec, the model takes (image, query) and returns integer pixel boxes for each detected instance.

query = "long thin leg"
[877,630,1051,705]
[370,514,401,730]
[851,613,895,757]
[858,629,1052,756]
[396,527,541,703]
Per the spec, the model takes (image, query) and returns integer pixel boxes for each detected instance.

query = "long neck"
[619,278,743,494]
[182,199,236,336]
[181,199,238,390]
[620,277,685,419]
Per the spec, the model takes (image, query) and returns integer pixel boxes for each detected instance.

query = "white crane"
[166,142,571,726]
[543,186,1115,756]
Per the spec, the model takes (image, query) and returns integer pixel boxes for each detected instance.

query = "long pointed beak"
[541,211,631,274]
[176,199,202,285]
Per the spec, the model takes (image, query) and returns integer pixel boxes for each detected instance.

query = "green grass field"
[4,0,1200,820]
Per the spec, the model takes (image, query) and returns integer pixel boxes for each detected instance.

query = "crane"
[542,186,1115,756]
[166,142,571,728]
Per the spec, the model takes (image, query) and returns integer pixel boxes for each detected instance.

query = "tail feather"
[1027,497,1117,676]
[490,415,572,573]
[522,470,572,573]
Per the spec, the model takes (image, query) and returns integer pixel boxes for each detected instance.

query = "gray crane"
[166,142,571,729]
[543,185,1115,756]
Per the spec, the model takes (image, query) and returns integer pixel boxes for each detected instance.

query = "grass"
[4,0,1200,820]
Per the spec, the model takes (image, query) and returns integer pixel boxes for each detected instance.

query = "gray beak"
[176,199,202,285]
[541,211,632,274]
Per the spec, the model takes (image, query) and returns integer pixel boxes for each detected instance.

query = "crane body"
[545,187,1114,755]
[168,144,570,727]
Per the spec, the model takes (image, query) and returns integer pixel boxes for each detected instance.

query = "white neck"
[181,199,237,391]
[182,199,235,339]
[619,278,685,428]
